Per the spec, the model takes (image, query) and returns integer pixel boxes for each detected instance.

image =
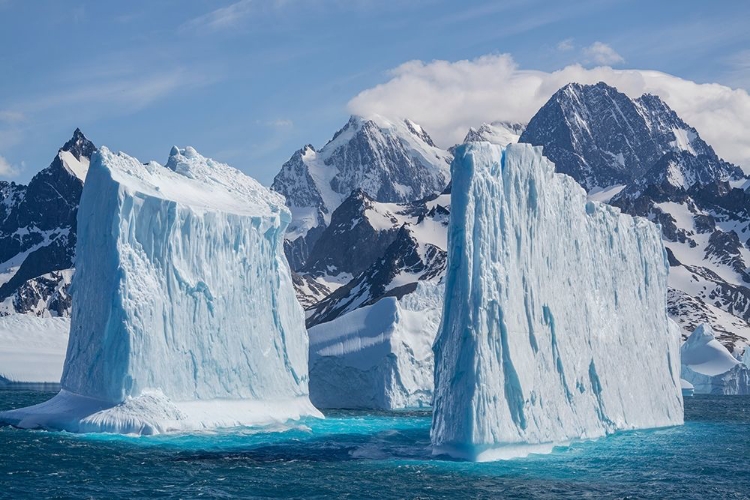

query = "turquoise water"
[1,392,748,499]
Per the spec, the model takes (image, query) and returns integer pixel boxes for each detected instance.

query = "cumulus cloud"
[583,42,625,66]
[0,155,20,178]
[348,53,750,173]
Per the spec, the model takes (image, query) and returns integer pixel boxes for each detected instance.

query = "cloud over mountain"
[348,54,750,173]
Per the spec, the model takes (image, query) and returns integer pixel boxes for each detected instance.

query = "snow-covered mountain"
[271,115,451,270]
[463,121,526,147]
[0,129,94,317]
[520,82,750,353]
[296,119,527,321]
[520,82,743,191]
[306,190,449,327]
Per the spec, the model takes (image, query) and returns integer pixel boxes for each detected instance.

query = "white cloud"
[557,38,575,52]
[0,155,20,178]
[181,0,255,32]
[348,53,750,173]
[0,111,25,123]
[582,42,624,66]
[269,119,294,128]
[21,67,218,116]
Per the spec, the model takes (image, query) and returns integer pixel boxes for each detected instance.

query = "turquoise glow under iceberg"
[1,391,748,498]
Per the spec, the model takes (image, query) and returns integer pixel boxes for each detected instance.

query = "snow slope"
[0,314,69,388]
[463,122,526,147]
[0,146,320,434]
[308,281,442,409]
[431,142,683,461]
[680,324,750,394]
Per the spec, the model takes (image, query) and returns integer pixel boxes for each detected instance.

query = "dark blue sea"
[1,391,748,499]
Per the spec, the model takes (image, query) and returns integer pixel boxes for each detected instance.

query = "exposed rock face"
[0,129,95,317]
[271,115,451,270]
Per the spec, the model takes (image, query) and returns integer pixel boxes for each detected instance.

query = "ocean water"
[1,392,748,499]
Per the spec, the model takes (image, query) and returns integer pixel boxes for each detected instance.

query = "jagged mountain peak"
[60,128,95,163]
[520,81,743,191]
[272,113,452,270]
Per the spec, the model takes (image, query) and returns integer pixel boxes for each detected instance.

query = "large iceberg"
[0,146,320,434]
[308,282,442,409]
[680,324,750,394]
[431,142,683,461]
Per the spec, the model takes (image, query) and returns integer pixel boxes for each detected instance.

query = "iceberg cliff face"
[0,146,320,434]
[431,142,683,461]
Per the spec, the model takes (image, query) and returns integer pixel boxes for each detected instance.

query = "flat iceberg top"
[98,146,288,218]
[681,324,740,376]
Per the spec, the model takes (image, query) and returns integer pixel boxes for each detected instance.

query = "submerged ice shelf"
[431,142,684,462]
[0,146,321,434]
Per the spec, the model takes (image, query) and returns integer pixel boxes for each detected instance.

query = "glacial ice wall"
[431,142,683,461]
[1,146,320,433]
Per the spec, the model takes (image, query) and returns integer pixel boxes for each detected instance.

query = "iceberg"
[431,142,683,461]
[308,282,442,409]
[680,324,750,395]
[0,146,321,434]
[0,314,70,390]
[680,379,694,397]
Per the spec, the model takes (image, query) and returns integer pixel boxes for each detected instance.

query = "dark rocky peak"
[301,189,402,277]
[520,82,743,190]
[61,128,96,161]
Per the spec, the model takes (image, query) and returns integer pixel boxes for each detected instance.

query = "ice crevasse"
[0,146,321,434]
[431,142,683,461]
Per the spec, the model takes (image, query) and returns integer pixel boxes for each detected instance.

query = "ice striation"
[0,146,320,434]
[308,281,442,410]
[680,323,750,394]
[431,142,683,461]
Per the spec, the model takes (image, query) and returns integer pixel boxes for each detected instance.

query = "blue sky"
[1,0,749,185]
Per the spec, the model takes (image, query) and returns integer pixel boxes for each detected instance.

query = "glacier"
[431,142,683,461]
[308,281,442,410]
[0,314,70,389]
[680,323,750,395]
[0,146,321,434]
